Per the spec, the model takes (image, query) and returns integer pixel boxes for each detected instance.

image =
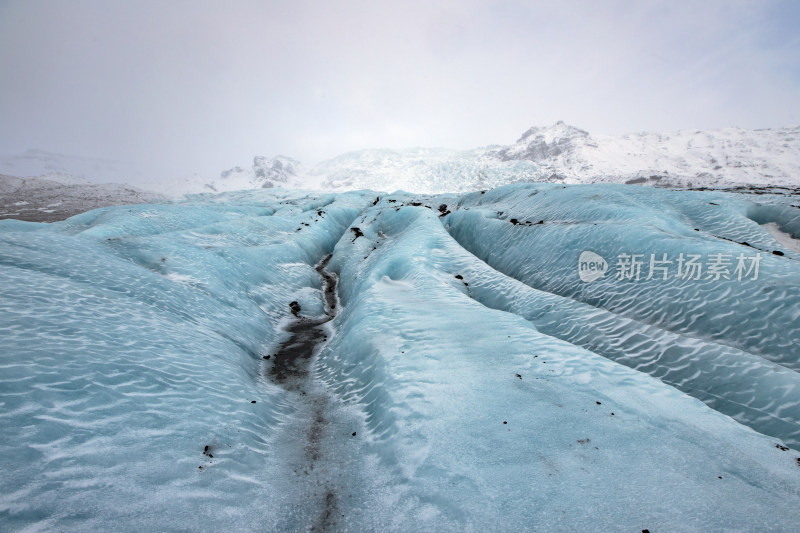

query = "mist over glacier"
[2,183,800,531]
[140,123,800,197]
[6,122,800,201]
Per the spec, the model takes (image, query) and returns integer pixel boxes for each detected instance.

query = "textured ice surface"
[2,184,800,531]
[446,184,800,445]
[0,189,374,530]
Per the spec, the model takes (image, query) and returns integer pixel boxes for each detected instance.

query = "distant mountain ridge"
[153,122,799,195]
[491,121,800,188]
[0,173,162,222]
[495,121,592,162]
[5,123,800,198]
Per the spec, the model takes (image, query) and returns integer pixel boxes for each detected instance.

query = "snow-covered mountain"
[492,121,800,188]
[0,150,164,220]
[2,183,799,531]
[5,123,799,201]
[0,173,163,222]
[149,122,800,196]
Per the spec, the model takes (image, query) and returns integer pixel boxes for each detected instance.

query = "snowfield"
[1,183,800,531]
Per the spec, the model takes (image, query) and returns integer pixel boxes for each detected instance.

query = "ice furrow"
[3,186,800,531]
[445,184,800,369]
[260,254,345,531]
[0,189,379,532]
[311,198,800,530]
[437,198,800,446]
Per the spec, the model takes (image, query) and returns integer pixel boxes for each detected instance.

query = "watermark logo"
[578,251,762,282]
[578,251,608,283]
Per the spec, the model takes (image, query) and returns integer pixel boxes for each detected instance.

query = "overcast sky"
[1,0,799,181]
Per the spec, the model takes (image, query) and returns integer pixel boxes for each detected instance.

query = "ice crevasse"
[0,183,799,531]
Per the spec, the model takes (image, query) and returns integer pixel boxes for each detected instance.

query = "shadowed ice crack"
[270,255,337,388]
[266,253,344,531]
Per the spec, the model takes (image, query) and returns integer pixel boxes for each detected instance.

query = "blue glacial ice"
[1,183,800,531]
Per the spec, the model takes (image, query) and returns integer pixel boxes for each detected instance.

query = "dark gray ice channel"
[269,254,337,388]
[266,254,346,532]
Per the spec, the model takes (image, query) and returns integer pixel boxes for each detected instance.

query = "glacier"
[131,122,800,196]
[5,123,799,213]
[1,183,800,531]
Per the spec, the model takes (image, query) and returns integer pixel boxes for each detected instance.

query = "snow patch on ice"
[763,221,800,253]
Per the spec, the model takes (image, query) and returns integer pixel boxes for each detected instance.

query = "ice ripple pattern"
[445,183,800,446]
[3,184,800,531]
[0,189,374,531]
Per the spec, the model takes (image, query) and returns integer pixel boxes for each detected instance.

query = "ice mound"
[0,189,375,530]
[1,184,800,531]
